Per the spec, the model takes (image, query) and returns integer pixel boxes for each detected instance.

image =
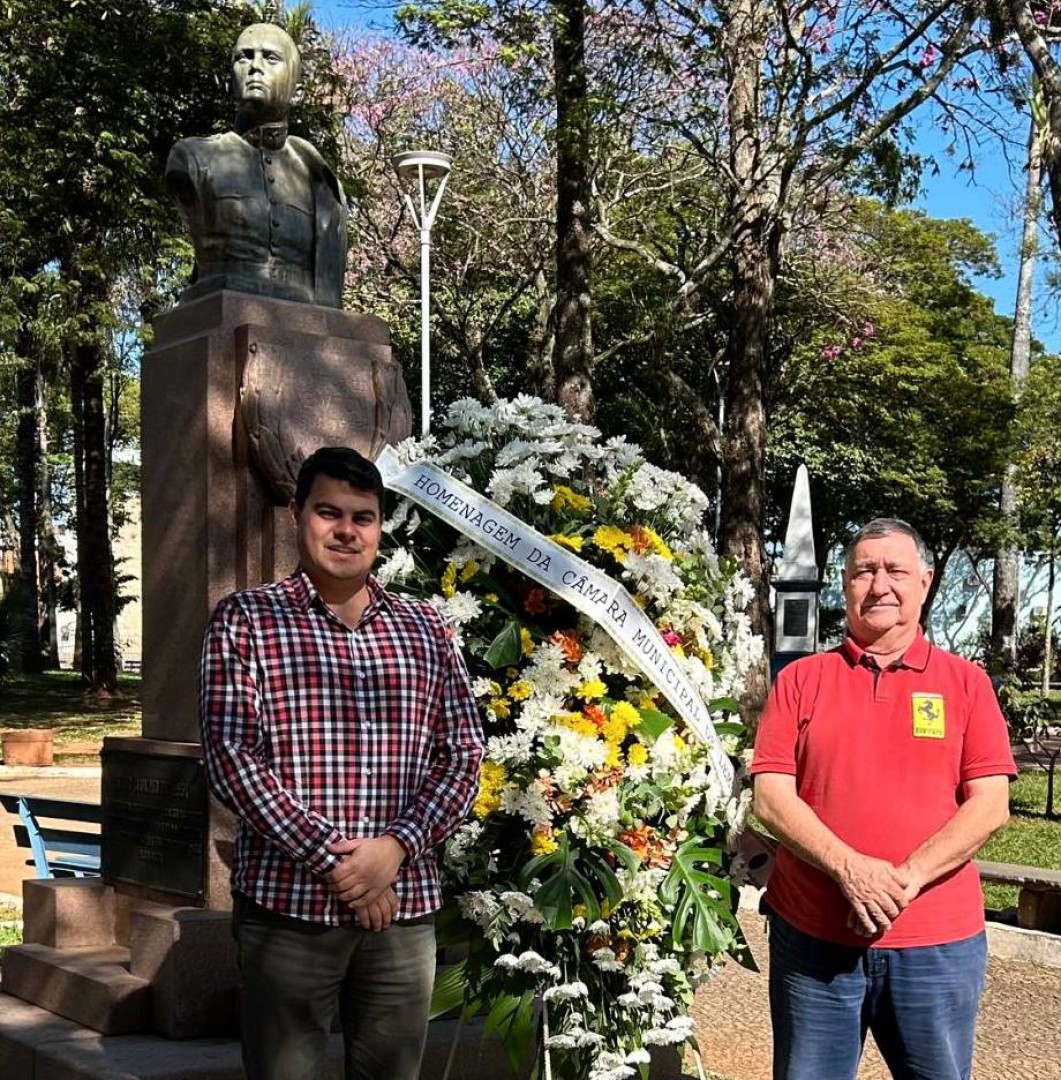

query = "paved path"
[693,912,1061,1080]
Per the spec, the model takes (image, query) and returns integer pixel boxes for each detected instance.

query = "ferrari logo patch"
[912,693,945,739]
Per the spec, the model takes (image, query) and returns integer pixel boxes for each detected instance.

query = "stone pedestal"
[140,290,410,744]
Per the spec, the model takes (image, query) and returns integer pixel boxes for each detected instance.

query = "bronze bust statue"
[166,24,347,308]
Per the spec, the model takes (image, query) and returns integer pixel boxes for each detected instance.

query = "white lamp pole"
[392,150,453,438]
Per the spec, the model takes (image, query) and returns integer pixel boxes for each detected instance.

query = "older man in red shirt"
[752,518,1014,1080]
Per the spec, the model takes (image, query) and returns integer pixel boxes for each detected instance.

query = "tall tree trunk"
[720,0,774,722]
[70,276,118,694]
[15,330,43,674]
[993,113,1040,666]
[551,0,594,421]
[39,392,61,670]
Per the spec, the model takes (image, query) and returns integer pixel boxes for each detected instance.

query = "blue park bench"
[0,793,101,879]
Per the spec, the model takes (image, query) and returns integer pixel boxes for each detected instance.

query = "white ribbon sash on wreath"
[377,447,735,789]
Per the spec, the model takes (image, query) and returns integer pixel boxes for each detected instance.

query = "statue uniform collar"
[242,122,288,151]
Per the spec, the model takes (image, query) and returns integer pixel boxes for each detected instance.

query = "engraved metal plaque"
[101,749,207,898]
[782,597,810,639]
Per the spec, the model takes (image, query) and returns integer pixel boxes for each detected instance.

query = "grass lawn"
[980,771,1061,911]
[0,671,142,762]
[0,900,21,964]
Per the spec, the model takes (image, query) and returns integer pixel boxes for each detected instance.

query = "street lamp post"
[392,150,453,438]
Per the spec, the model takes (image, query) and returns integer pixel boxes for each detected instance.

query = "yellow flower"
[628,743,649,768]
[669,642,686,659]
[577,679,606,701]
[552,485,592,514]
[530,827,559,855]
[460,560,479,582]
[602,702,637,744]
[604,741,622,768]
[611,701,641,728]
[698,648,714,670]
[489,698,511,720]
[554,711,597,737]
[550,533,584,552]
[593,525,633,563]
[508,680,532,701]
[673,734,687,754]
[485,593,499,604]
[520,628,536,657]
[473,761,507,819]
[441,562,457,598]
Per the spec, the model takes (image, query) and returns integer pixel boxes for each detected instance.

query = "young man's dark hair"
[293,446,385,508]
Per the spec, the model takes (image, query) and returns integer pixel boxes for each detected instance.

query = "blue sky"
[312,0,1061,354]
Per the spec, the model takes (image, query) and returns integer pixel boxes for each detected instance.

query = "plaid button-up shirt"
[198,570,483,924]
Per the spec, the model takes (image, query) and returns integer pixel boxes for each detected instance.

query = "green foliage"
[769,201,1016,600]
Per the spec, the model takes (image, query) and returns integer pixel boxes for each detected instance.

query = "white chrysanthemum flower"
[487,459,547,506]
[500,784,553,826]
[642,1014,695,1046]
[544,1033,580,1050]
[436,438,490,469]
[443,821,483,874]
[497,950,561,979]
[458,890,502,928]
[428,592,483,628]
[591,947,624,972]
[485,730,537,767]
[543,981,589,1002]
[589,1052,636,1080]
[581,788,621,837]
[623,552,684,606]
[498,890,545,924]
[374,546,416,587]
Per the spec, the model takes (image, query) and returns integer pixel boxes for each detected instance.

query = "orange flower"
[583,704,608,730]
[549,628,583,664]
[618,825,672,867]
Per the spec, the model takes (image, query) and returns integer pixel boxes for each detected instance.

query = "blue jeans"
[766,909,987,1080]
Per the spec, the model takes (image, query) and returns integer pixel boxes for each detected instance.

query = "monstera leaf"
[517,830,636,930]
[659,836,741,957]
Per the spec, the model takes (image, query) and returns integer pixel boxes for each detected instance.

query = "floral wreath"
[379,396,763,1080]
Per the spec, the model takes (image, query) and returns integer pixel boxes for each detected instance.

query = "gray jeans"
[233,896,436,1080]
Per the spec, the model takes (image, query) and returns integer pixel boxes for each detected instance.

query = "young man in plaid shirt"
[199,446,484,1080]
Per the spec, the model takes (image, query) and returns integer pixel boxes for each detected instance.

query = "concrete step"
[2,944,150,1035]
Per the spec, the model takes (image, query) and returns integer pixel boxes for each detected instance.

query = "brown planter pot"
[2,729,54,766]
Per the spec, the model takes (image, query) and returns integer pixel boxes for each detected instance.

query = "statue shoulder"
[288,136,346,209]
[167,132,240,173]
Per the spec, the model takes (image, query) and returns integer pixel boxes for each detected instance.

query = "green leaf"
[708,696,741,714]
[659,837,740,955]
[636,707,674,739]
[484,990,538,1075]
[483,620,523,668]
[516,830,625,929]
[430,958,469,1019]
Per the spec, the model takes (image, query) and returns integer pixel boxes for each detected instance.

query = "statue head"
[231,23,301,128]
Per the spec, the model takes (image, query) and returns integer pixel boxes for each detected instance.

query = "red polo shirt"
[752,630,1015,947]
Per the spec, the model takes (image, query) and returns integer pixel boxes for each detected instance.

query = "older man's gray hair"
[844,518,933,572]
